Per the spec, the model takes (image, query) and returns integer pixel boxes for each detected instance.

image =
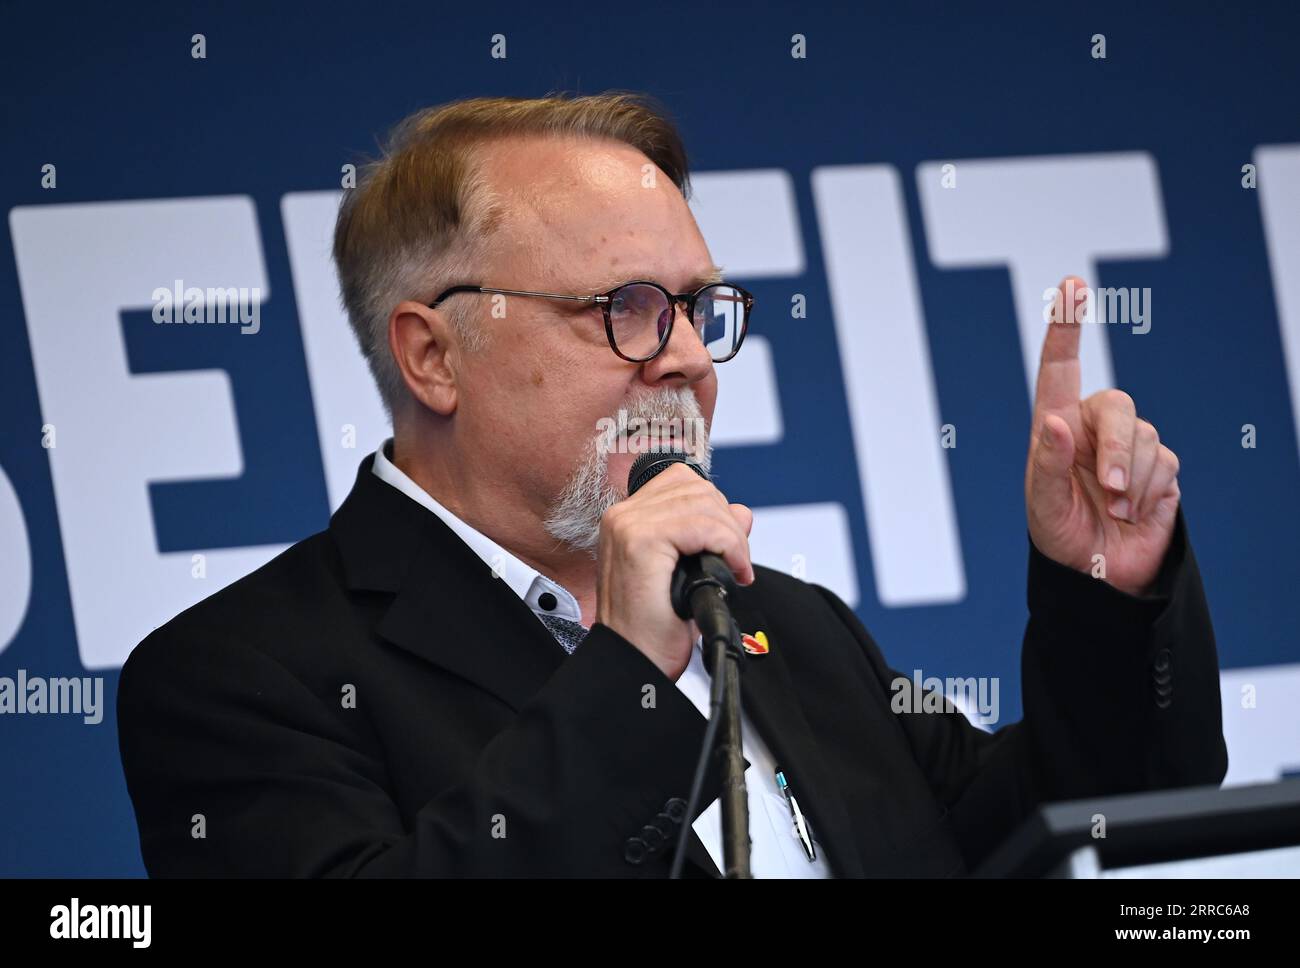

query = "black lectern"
[974,778,1300,877]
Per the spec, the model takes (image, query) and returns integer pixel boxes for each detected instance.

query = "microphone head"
[627,450,707,497]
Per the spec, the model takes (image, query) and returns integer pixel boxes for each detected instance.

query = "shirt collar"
[370,439,582,622]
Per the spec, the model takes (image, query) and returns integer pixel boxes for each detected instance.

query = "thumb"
[1028,413,1076,521]
[730,503,754,536]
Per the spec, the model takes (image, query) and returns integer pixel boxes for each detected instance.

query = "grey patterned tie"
[537,613,590,654]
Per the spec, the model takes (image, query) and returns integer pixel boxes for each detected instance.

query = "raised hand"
[1024,276,1181,596]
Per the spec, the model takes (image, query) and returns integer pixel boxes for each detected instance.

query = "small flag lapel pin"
[741,630,770,656]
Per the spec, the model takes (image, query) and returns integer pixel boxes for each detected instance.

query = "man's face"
[450,135,722,551]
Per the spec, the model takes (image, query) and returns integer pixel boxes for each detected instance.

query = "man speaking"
[116,92,1227,877]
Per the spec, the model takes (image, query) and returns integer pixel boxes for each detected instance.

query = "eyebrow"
[579,264,727,295]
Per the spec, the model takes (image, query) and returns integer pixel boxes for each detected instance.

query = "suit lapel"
[331,455,569,711]
[727,597,866,878]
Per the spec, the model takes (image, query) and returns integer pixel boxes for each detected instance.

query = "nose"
[639,298,713,387]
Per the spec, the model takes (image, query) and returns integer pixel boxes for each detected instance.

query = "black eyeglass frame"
[429,280,754,363]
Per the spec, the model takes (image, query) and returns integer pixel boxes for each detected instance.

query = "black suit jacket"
[117,454,1228,877]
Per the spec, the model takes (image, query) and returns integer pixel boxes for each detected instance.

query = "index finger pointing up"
[1034,275,1087,415]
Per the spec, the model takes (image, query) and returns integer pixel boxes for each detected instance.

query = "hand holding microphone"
[594,456,754,681]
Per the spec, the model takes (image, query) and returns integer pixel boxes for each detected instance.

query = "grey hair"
[331,92,693,418]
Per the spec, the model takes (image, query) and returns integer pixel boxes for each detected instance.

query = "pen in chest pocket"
[774,767,816,862]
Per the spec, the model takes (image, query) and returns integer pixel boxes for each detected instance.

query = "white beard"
[542,386,713,555]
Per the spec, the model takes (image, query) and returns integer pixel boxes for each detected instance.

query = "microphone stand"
[627,450,750,877]
[683,574,751,878]
[708,615,749,878]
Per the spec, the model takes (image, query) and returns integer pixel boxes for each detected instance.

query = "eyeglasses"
[429,279,754,363]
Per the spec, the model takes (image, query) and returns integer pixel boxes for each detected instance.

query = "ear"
[388,300,459,416]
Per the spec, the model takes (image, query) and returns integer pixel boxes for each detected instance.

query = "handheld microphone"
[626,451,739,661]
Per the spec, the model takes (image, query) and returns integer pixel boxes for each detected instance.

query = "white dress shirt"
[371,440,831,878]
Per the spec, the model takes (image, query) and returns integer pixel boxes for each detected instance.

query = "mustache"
[595,394,709,458]
[611,387,703,425]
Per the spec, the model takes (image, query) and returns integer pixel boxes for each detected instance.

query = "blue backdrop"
[2,0,1298,875]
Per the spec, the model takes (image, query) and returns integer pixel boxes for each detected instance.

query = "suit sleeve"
[117,622,720,877]
[811,505,1228,870]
